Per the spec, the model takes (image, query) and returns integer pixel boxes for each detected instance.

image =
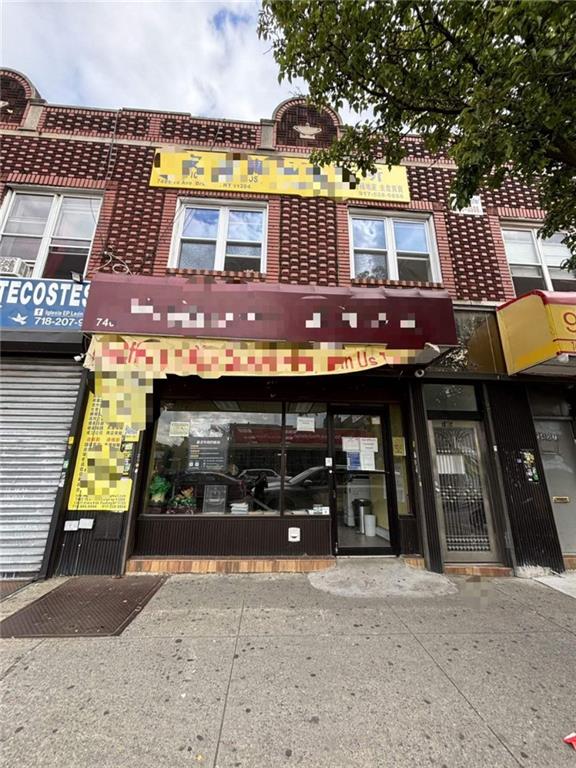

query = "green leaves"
[260,0,576,265]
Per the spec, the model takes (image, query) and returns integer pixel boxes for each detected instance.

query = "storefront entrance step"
[401,556,426,570]
[563,555,576,571]
[125,557,336,575]
[443,564,513,577]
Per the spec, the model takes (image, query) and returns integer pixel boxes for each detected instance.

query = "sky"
[0,0,312,122]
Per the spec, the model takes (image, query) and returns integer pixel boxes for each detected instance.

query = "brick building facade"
[0,68,574,578]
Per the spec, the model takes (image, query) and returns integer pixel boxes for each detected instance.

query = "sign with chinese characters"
[150,149,410,202]
[0,277,89,331]
[83,274,457,349]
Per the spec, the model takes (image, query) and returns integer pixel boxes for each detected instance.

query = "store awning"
[83,274,457,350]
[496,291,576,376]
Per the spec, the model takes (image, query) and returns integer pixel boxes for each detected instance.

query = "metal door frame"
[328,406,400,556]
[428,418,500,563]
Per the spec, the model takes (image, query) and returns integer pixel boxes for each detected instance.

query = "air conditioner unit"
[0,257,32,277]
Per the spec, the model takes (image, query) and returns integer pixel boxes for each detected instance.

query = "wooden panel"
[126,557,335,574]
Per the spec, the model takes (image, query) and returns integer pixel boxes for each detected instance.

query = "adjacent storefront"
[0,277,88,577]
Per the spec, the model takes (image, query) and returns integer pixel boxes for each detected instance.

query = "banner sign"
[83,274,457,349]
[86,334,420,379]
[150,149,410,202]
[0,277,89,331]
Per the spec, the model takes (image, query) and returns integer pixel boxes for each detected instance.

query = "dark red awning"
[82,274,457,349]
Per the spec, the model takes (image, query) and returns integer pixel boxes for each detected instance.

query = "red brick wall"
[0,70,548,303]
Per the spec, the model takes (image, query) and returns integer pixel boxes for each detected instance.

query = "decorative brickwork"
[166,267,267,282]
[278,197,339,285]
[0,136,110,180]
[275,99,339,150]
[482,175,541,210]
[407,166,454,206]
[0,75,28,126]
[157,116,259,148]
[444,212,509,301]
[41,108,117,135]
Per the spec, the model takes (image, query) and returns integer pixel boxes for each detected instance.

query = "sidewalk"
[1,561,575,768]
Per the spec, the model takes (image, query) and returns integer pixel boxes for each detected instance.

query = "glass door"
[429,419,499,562]
[331,412,397,554]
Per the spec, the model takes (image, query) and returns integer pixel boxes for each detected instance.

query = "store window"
[145,402,282,516]
[0,191,102,279]
[502,228,576,295]
[349,213,440,282]
[170,201,267,272]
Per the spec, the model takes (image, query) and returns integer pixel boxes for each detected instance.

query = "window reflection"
[145,402,282,516]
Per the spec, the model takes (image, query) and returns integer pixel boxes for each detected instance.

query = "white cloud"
[0,0,308,121]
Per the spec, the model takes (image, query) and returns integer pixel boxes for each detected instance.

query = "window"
[502,228,576,295]
[350,214,440,282]
[0,191,102,279]
[171,201,267,272]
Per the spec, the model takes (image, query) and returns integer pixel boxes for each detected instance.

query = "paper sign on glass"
[360,450,376,471]
[296,416,315,432]
[64,520,79,532]
[347,451,361,470]
[360,437,378,453]
[392,437,406,457]
[342,437,360,452]
[169,421,190,438]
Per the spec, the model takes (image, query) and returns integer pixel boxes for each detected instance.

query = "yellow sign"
[86,334,421,379]
[150,149,410,202]
[497,293,576,374]
[68,392,135,513]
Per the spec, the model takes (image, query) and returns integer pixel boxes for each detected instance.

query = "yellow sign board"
[497,293,576,374]
[150,149,410,202]
[69,392,135,513]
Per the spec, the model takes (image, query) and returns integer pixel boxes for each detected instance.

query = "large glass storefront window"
[145,402,282,516]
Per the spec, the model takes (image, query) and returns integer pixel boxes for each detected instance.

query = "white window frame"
[348,210,441,283]
[501,224,574,293]
[0,187,103,279]
[169,198,268,273]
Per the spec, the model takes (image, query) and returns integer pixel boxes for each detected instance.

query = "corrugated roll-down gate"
[0,358,83,577]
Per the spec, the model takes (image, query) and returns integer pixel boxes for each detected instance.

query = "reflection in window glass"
[390,405,412,516]
[284,405,329,515]
[424,384,478,412]
[144,402,282,516]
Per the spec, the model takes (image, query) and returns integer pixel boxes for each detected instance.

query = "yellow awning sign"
[150,149,410,202]
[497,291,576,375]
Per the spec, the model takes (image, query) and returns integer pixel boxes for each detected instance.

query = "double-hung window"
[0,190,102,279]
[350,214,439,282]
[502,228,576,295]
[172,201,267,273]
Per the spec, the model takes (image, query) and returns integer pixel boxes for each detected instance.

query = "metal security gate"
[0,358,82,577]
[428,419,499,563]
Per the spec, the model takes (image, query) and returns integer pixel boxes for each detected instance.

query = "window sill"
[351,277,444,289]
[166,267,266,282]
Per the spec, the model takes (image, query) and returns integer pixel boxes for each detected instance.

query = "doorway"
[535,419,576,555]
[331,411,398,555]
[428,419,500,563]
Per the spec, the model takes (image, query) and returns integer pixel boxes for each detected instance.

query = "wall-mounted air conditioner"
[0,257,32,277]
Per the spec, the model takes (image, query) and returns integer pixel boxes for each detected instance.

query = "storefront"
[51,272,458,573]
[0,277,88,577]
[498,291,576,570]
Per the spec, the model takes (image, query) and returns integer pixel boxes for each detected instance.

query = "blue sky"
[0,0,307,121]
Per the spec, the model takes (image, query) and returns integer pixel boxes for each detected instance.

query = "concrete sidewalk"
[1,563,575,768]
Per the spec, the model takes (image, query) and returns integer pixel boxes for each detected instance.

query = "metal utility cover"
[0,576,164,638]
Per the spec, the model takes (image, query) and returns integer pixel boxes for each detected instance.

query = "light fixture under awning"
[496,291,576,376]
